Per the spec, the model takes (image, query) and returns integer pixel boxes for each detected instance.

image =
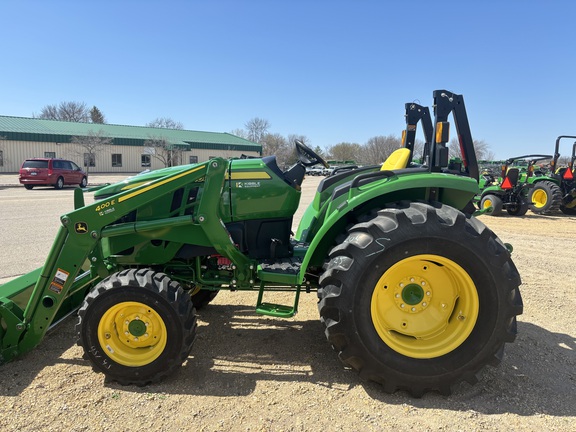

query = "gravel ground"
[0,175,574,432]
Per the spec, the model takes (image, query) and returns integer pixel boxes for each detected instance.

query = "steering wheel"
[294,139,329,168]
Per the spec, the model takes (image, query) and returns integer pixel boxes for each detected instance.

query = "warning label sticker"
[49,268,70,295]
[53,269,69,286]
[49,283,63,294]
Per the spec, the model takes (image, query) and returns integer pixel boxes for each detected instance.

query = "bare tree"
[229,128,249,139]
[143,135,183,168]
[70,130,113,174]
[326,142,362,162]
[449,138,494,161]
[38,102,91,122]
[260,133,295,168]
[359,135,402,165]
[245,117,270,144]
[413,138,426,161]
[142,118,185,167]
[147,117,184,130]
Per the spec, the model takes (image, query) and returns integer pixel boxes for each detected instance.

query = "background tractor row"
[477,139,576,216]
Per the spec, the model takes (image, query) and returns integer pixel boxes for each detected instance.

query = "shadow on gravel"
[0,306,574,419]
[125,306,575,417]
[0,316,82,396]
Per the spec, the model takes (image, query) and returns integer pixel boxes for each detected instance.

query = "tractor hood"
[93,164,201,199]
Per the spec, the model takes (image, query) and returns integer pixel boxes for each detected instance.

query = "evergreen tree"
[90,106,106,124]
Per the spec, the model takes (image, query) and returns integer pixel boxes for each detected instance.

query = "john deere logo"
[75,222,88,234]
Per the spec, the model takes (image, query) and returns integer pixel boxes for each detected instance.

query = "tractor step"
[258,257,302,274]
[255,258,303,317]
[256,301,298,318]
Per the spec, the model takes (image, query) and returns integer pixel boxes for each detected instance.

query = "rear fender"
[480,185,503,197]
[297,172,478,284]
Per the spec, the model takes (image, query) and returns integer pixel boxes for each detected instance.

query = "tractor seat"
[381,148,411,171]
[505,167,520,187]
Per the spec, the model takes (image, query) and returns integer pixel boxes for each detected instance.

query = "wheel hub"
[394,277,431,313]
[127,318,147,338]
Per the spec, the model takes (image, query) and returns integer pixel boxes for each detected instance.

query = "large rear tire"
[530,181,561,214]
[77,268,197,386]
[318,201,523,396]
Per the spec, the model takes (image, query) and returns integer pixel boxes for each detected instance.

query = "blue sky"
[0,0,574,159]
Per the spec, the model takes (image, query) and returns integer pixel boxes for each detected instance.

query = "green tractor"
[0,90,522,397]
[508,155,561,215]
[549,136,576,215]
[477,158,533,216]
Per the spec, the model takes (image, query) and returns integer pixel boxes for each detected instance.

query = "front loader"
[0,90,523,397]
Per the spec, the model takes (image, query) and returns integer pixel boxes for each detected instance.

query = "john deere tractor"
[0,90,522,397]
[506,155,561,215]
[518,155,562,214]
[477,158,533,216]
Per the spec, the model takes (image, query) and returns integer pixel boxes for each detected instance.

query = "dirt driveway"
[0,176,574,431]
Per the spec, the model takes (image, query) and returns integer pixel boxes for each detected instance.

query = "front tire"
[318,202,522,396]
[77,268,197,386]
[80,176,88,188]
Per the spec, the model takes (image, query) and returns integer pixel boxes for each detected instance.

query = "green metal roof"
[0,115,262,153]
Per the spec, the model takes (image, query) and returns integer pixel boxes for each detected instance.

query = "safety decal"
[49,268,70,295]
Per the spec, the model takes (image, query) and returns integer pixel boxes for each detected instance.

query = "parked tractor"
[508,155,561,215]
[549,136,576,215]
[477,158,533,216]
[0,90,523,397]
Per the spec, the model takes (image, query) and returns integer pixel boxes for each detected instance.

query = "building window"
[112,154,123,167]
[44,151,56,158]
[0,150,3,167]
[141,154,151,167]
[84,153,95,167]
[189,156,198,164]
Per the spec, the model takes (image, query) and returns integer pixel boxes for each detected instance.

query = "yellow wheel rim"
[482,198,492,209]
[532,189,548,208]
[371,254,479,359]
[97,301,167,367]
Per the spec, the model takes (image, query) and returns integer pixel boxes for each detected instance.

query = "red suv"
[19,158,88,190]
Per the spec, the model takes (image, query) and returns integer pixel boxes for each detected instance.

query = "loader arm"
[432,90,479,181]
[403,102,433,165]
[0,158,248,363]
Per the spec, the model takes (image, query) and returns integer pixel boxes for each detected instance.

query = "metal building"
[0,115,261,173]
